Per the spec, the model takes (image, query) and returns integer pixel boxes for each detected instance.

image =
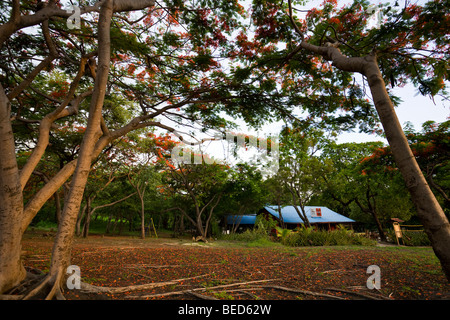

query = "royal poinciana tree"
[245,0,449,279]
[0,0,288,297]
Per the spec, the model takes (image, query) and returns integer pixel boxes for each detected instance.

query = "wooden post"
[393,222,402,245]
[151,217,158,238]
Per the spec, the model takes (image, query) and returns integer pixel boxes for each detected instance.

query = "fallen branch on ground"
[186,291,219,300]
[0,294,24,300]
[80,273,210,294]
[325,287,391,300]
[128,278,279,299]
[260,285,345,300]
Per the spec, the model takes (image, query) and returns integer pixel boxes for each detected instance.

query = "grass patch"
[246,238,282,248]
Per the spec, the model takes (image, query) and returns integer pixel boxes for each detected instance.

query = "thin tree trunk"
[366,185,386,241]
[83,192,136,238]
[82,198,92,238]
[139,184,146,239]
[76,202,87,236]
[205,194,221,238]
[354,198,386,242]
[54,189,61,225]
[426,172,450,204]
[277,202,285,229]
[287,185,310,227]
[105,215,113,234]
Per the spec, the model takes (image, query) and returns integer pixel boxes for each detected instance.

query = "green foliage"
[317,141,416,234]
[221,224,375,247]
[281,225,376,247]
[220,214,276,243]
[255,214,278,234]
[245,0,450,135]
[387,229,431,246]
[219,163,266,217]
[220,227,272,243]
[32,220,58,231]
[361,120,450,213]
[275,226,292,241]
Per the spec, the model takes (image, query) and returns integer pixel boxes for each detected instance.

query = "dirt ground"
[20,230,450,300]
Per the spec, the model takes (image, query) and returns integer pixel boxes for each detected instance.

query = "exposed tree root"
[1,266,68,301]
[3,268,211,300]
[1,270,44,300]
[22,275,51,300]
[5,270,43,296]
[22,267,65,300]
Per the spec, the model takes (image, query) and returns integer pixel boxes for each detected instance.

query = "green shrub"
[221,223,376,247]
[282,225,376,247]
[254,214,277,234]
[221,214,276,243]
[387,229,431,246]
[33,220,58,230]
[220,227,271,242]
[275,226,293,242]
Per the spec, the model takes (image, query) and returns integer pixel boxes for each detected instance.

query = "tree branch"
[18,52,92,191]
[90,191,137,214]
[7,20,58,101]
[0,0,157,47]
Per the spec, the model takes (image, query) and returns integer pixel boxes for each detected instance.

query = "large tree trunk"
[363,54,450,279]
[45,0,114,296]
[295,37,450,280]
[0,0,159,297]
[0,84,26,294]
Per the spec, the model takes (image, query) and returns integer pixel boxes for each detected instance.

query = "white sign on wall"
[310,208,322,218]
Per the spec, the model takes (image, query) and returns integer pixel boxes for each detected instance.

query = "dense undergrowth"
[220,217,377,247]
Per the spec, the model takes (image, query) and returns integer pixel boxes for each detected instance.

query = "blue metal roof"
[263,206,355,224]
[226,214,257,225]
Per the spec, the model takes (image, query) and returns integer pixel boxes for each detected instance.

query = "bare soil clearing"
[20,231,450,300]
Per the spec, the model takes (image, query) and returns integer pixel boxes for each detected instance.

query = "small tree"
[278,126,331,226]
[220,163,266,232]
[161,161,230,240]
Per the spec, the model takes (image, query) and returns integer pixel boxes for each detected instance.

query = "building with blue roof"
[225,205,355,232]
[262,205,355,230]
